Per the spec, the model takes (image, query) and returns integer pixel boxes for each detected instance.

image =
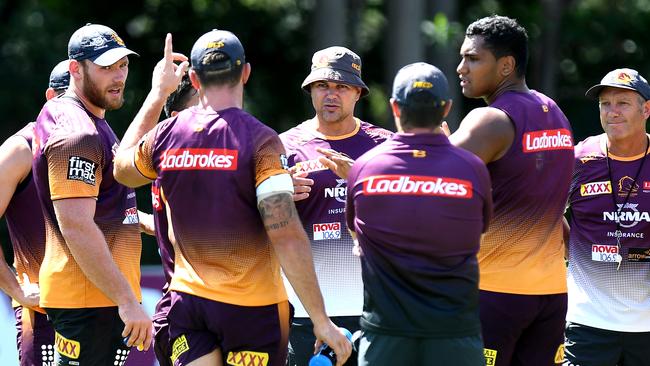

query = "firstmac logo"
[67,156,97,185]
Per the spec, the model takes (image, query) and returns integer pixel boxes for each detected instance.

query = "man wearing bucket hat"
[564,68,650,366]
[280,47,391,366]
[32,23,184,364]
[347,62,492,366]
[0,60,68,366]
[113,29,351,366]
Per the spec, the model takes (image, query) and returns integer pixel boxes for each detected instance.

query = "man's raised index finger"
[164,33,173,62]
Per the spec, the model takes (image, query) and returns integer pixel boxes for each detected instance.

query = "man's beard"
[81,66,124,111]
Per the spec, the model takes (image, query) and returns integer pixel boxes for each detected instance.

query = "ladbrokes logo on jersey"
[160,148,237,171]
[362,175,472,198]
[522,128,573,153]
[67,156,97,185]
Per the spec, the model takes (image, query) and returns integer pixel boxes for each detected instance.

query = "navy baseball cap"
[392,62,450,107]
[68,24,138,66]
[301,46,369,96]
[49,60,70,90]
[191,29,245,72]
[586,68,650,101]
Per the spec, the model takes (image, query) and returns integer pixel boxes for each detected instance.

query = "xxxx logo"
[227,351,269,366]
[55,332,80,359]
[580,181,612,196]
[294,159,327,174]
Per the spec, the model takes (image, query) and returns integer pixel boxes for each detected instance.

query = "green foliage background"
[1,0,649,264]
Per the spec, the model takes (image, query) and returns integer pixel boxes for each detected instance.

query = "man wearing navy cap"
[280,46,391,366]
[113,29,351,366]
[0,60,69,366]
[31,24,184,365]
[565,68,650,366]
[347,62,492,365]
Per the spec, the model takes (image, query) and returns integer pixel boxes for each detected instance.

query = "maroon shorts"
[153,291,173,366]
[14,306,55,366]
[167,291,292,366]
[479,290,567,366]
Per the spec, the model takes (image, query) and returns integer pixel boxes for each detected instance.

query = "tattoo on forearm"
[258,193,296,231]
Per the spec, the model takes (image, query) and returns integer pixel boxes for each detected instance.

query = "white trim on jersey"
[256,173,294,204]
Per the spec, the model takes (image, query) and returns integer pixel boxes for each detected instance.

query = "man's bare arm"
[258,193,351,365]
[0,136,40,307]
[117,33,188,154]
[53,198,152,350]
[449,107,515,164]
[114,33,188,187]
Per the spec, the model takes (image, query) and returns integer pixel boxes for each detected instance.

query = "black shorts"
[287,316,359,366]
[564,321,650,366]
[358,330,484,366]
[45,307,131,366]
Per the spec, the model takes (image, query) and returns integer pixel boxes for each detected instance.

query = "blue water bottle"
[308,328,353,366]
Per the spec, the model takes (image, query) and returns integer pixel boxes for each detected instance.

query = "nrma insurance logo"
[603,203,650,228]
[324,179,347,203]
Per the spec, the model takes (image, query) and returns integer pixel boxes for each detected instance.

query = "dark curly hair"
[164,74,197,118]
[466,15,528,78]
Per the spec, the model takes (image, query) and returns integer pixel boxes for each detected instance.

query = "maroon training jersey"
[567,134,650,331]
[32,97,142,308]
[347,132,492,337]
[479,90,574,294]
[280,118,391,317]
[134,106,289,306]
[4,123,46,288]
[151,179,174,290]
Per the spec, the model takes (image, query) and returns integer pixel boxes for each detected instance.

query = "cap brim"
[301,68,369,97]
[585,83,638,99]
[91,47,139,67]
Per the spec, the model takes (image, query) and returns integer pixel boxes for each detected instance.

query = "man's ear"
[242,63,251,85]
[45,88,57,101]
[499,55,516,77]
[189,69,201,90]
[442,99,453,118]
